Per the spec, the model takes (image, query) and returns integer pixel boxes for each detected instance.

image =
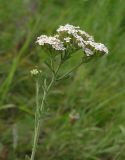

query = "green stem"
[30,119,41,160]
[30,58,62,160]
[47,74,55,92]
[35,80,39,126]
[30,75,56,160]
[30,80,40,160]
[56,61,83,81]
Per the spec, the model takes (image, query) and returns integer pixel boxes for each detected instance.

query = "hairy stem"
[30,75,56,160]
[30,119,41,160]
[30,58,62,160]
[30,80,40,160]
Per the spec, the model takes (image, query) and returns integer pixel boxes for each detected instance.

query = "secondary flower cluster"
[36,35,65,51]
[36,24,108,57]
[30,69,42,76]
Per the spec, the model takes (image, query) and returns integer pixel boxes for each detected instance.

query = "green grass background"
[0,0,125,159]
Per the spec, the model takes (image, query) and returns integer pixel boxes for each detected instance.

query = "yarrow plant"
[29,24,108,160]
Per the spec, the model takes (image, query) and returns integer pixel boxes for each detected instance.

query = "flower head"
[36,35,65,51]
[30,69,42,76]
[57,24,80,35]
[85,41,108,55]
[57,24,108,56]
[36,24,108,59]
[57,24,94,42]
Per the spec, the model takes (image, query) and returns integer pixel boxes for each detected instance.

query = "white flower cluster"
[57,24,80,35]
[57,24,108,56]
[36,24,108,57]
[36,35,65,51]
[57,24,94,41]
[85,41,109,54]
[30,69,42,76]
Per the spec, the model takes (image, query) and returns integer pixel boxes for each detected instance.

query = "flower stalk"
[30,59,61,160]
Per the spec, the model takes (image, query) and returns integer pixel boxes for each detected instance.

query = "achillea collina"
[30,24,108,160]
[36,24,108,58]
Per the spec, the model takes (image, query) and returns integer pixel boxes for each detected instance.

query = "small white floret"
[85,48,94,56]
[64,37,71,43]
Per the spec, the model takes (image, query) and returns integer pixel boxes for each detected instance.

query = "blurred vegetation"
[0,0,125,159]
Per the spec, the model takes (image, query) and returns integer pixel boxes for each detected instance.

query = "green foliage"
[0,0,125,159]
